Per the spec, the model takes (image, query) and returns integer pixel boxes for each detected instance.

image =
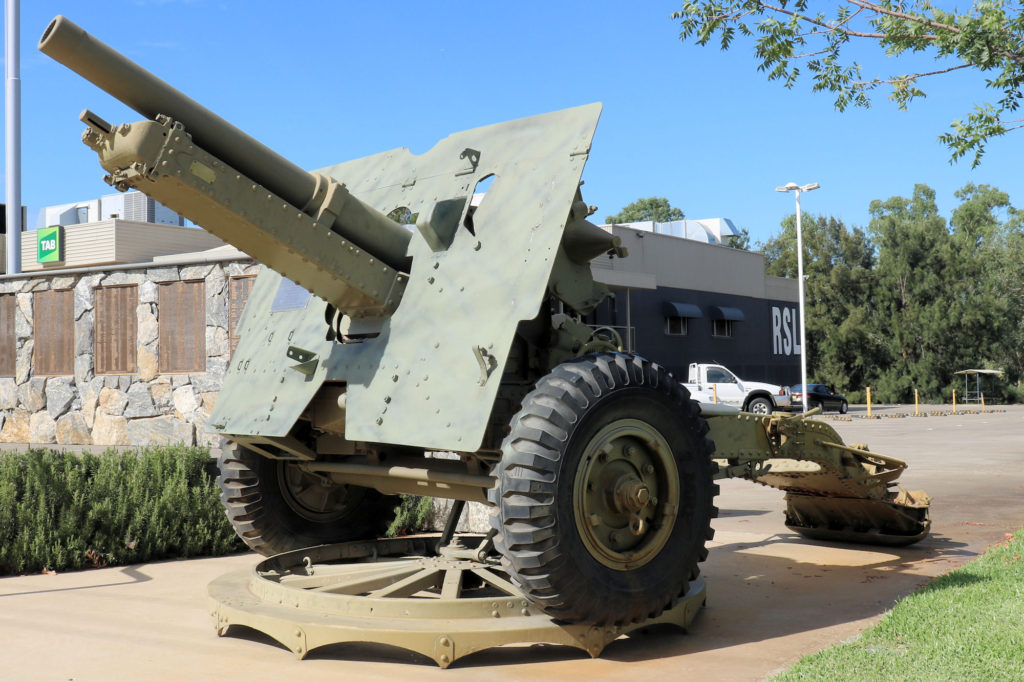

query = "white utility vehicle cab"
[685,363,791,414]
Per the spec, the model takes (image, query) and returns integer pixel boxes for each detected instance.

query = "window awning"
[662,301,702,318]
[709,305,744,321]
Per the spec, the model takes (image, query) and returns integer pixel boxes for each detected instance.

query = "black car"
[790,384,848,414]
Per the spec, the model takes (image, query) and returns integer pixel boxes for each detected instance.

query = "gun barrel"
[40,15,313,210]
[39,15,411,273]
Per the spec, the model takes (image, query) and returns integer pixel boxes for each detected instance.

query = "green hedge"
[0,446,243,575]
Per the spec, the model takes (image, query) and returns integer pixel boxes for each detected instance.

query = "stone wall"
[0,259,257,447]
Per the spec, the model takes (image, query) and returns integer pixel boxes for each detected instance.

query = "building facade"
[590,225,802,386]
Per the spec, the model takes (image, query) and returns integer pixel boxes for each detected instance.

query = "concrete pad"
[2,406,1021,680]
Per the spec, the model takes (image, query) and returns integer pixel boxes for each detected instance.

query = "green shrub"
[0,446,243,575]
[385,494,434,537]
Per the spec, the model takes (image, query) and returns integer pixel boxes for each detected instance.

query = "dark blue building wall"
[592,286,802,386]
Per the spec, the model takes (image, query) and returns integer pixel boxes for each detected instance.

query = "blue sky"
[4,1,1021,245]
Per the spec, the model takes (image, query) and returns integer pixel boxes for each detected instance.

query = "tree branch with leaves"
[673,1,1024,166]
[605,196,685,223]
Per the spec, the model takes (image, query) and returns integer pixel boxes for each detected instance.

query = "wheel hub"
[613,477,650,513]
[278,461,356,523]
[573,419,680,570]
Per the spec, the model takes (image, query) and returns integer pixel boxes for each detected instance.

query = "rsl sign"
[37,225,64,264]
[771,305,801,356]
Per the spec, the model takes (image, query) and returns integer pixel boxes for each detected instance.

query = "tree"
[728,226,752,250]
[760,214,878,397]
[760,183,1022,402]
[866,184,1009,401]
[673,1,1024,166]
[951,183,1024,390]
[605,197,684,224]
[994,223,1024,389]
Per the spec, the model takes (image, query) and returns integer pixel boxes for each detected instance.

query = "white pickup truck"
[683,363,791,415]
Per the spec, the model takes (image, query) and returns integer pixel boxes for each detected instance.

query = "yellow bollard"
[866,386,872,418]
[982,392,986,413]
[952,389,957,414]
[712,384,718,404]
[914,388,919,416]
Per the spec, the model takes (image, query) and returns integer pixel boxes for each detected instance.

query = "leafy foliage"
[0,446,243,575]
[605,196,685,224]
[728,226,752,250]
[385,494,434,537]
[673,1,1024,166]
[761,182,1023,402]
[953,183,1024,385]
[762,213,879,401]
[867,185,998,400]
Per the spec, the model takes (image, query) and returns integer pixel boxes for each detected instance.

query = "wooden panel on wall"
[34,289,74,376]
[0,295,15,377]
[95,285,138,375]
[158,280,205,373]
[227,275,256,357]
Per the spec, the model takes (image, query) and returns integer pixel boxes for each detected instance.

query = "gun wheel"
[217,443,397,556]
[490,352,718,625]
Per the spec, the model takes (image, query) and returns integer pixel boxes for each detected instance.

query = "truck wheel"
[218,443,397,556]
[489,352,718,625]
[747,396,773,414]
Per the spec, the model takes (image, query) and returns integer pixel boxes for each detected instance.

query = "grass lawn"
[775,529,1024,681]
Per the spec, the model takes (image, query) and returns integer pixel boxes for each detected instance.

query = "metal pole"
[5,0,22,274]
[795,190,808,413]
[626,288,632,353]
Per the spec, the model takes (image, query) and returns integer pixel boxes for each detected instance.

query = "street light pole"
[775,182,819,412]
[5,0,22,275]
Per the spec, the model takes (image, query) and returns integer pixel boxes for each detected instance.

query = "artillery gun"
[41,15,930,666]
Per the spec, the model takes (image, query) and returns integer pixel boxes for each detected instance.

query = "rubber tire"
[218,443,398,556]
[489,352,718,625]
[840,400,848,414]
[747,396,773,415]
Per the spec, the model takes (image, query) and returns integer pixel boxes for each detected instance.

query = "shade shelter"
[954,369,1004,403]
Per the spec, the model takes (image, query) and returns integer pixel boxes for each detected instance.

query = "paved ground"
[2,406,1021,681]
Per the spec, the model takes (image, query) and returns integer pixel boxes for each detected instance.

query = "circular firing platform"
[208,534,706,667]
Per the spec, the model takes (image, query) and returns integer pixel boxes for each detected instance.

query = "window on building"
[34,289,74,376]
[228,275,256,357]
[712,319,734,338]
[664,316,688,336]
[158,280,205,373]
[662,302,700,338]
[0,295,15,377]
[95,285,138,375]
